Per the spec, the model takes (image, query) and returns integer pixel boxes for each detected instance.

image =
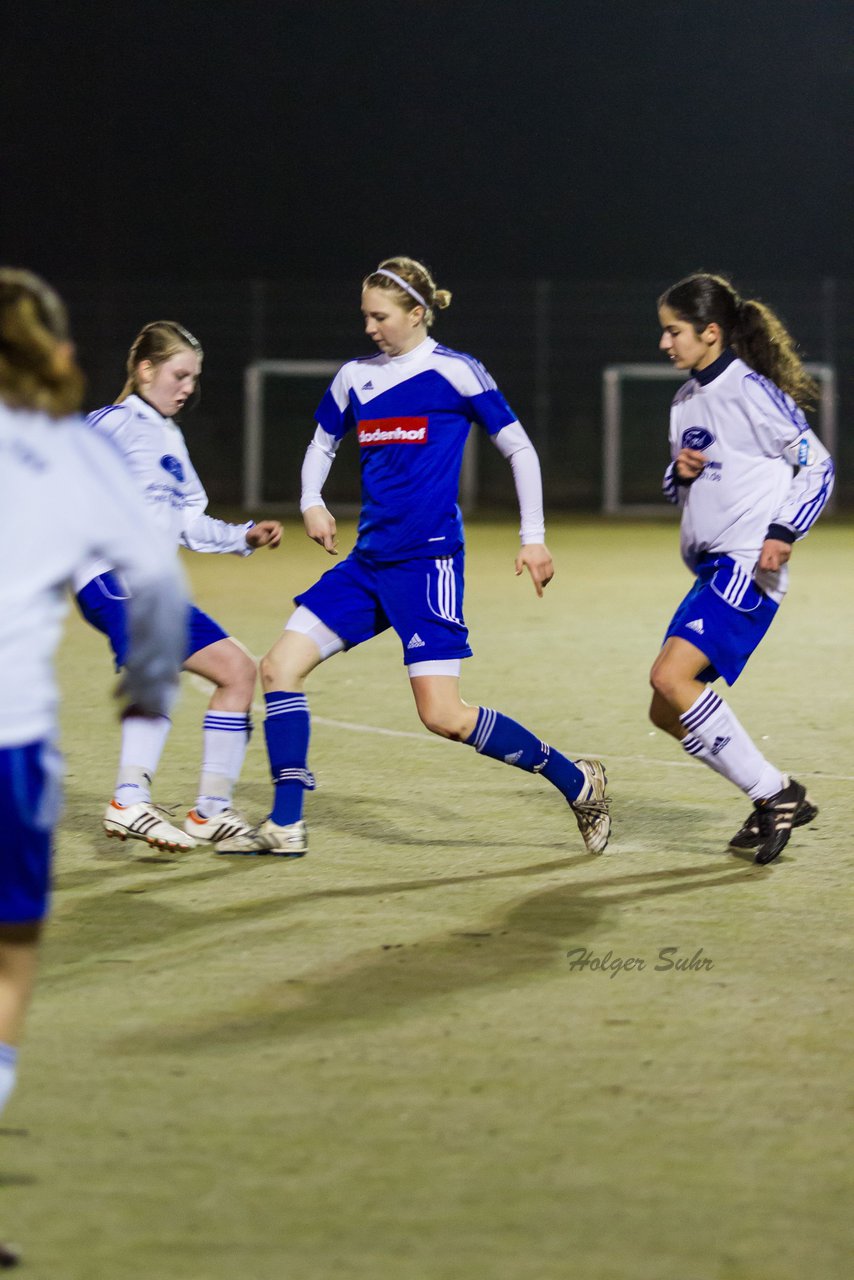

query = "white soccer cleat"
[103,799,197,852]
[214,817,308,858]
[570,759,611,854]
[183,807,254,844]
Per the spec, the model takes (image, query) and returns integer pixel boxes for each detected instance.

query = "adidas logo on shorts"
[686,618,705,634]
[406,633,426,649]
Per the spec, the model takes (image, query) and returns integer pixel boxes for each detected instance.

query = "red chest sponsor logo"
[358,416,428,446]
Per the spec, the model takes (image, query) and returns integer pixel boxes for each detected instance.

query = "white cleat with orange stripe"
[183,807,254,844]
[103,799,196,852]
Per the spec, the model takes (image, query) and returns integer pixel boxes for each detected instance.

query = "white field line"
[186,673,854,782]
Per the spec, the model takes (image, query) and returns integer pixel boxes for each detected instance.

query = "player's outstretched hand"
[303,505,338,555]
[246,519,283,550]
[515,543,554,598]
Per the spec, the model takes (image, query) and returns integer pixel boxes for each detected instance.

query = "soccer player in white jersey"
[74,323,283,852]
[650,272,834,864]
[0,270,187,1261]
[217,256,610,858]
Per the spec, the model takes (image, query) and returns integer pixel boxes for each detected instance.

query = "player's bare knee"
[649,661,677,704]
[235,649,258,695]
[260,649,307,691]
[416,703,468,741]
[421,714,463,741]
[260,650,288,691]
[215,649,256,703]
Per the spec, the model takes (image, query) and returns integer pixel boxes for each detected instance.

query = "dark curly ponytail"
[659,272,818,410]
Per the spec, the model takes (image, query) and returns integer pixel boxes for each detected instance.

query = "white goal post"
[601,362,837,516]
[243,358,480,510]
[243,360,339,509]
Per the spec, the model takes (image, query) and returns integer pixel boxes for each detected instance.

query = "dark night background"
[2,0,852,506]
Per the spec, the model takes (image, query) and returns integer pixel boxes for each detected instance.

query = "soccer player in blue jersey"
[74,322,283,852]
[650,273,834,864]
[0,271,186,1263]
[217,256,610,858]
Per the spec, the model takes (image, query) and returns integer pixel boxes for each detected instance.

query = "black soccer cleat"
[729,787,818,852]
[753,777,812,865]
[0,1240,21,1268]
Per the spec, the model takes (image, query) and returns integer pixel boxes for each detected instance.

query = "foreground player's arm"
[74,430,187,717]
[492,423,553,597]
[300,426,341,554]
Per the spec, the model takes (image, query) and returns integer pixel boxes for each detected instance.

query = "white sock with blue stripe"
[680,689,784,802]
[114,714,171,805]
[0,1043,18,1115]
[195,711,252,817]
[681,734,729,777]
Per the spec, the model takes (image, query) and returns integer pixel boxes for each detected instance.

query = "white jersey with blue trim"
[662,352,834,604]
[308,337,530,560]
[73,393,253,590]
[0,403,186,747]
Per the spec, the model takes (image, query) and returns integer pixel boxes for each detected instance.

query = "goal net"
[601,362,837,515]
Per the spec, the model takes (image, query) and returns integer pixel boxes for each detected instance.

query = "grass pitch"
[3,517,852,1279]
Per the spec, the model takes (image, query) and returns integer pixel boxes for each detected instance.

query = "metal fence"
[57,276,853,512]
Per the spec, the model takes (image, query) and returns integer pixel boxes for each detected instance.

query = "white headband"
[374,268,428,310]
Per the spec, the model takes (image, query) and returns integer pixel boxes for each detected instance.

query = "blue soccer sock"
[0,1043,18,1115]
[466,707,585,801]
[264,692,315,825]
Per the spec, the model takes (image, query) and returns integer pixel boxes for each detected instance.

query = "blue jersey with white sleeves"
[312,337,518,561]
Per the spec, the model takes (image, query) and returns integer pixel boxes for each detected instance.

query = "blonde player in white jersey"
[0,270,187,1263]
[74,323,283,852]
[650,272,834,865]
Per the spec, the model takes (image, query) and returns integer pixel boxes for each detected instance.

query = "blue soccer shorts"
[76,571,224,669]
[294,549,473,665]
[664,554,778,685]
[0,740,63,923]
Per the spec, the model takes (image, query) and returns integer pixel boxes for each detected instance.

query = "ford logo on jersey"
[682,427,715,451]
[160,454,185,482]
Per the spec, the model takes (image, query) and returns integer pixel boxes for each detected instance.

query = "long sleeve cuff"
[766,522,797,544]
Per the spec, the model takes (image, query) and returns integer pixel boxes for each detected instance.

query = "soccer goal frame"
[243,358,480,511]
[243,360,340,508]
[601,362,837,516]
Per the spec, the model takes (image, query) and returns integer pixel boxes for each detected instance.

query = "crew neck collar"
[692,347,736,386]
[128,393,174,422]
[387,336,435,364]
